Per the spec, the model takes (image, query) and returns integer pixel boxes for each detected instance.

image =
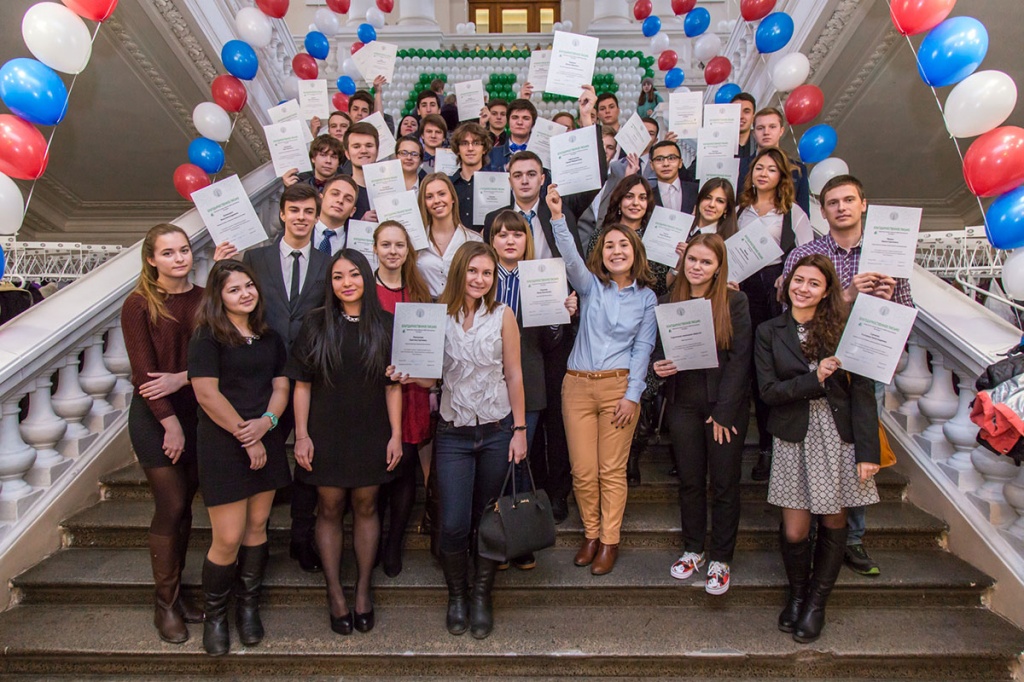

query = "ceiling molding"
[822,24,902,127]
[806,0,873,79]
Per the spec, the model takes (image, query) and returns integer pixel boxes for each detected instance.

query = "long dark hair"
[301,250,391,382]
[195,260,269,347]
[782,254,848,362]
[669,234,733,349]
[603,174,654,229]
[134,223,191,323]
[738,147,795,215]
[692,178,739,240]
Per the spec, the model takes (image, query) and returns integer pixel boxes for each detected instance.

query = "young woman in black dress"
[290,249,402,636]
[188,260,292,656]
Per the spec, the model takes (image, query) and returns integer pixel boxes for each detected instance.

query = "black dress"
[287,313,396,488]
[187,327,291,506]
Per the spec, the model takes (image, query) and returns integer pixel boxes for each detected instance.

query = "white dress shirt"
[416,225,483,298]
[278,239,312,298]
[513,199,552,260]
[313,221,346,255]
[658,180,682,212]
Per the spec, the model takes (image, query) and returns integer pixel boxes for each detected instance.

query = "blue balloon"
[304,31,330,61]
[336,76,357,96]
[917,17,989,88]
[798,124,838,164]
[642,16,662,37]
[664,68,685,89]
[188,137,225,174]
[0,58,68,126]
[986,186,1024,250]
[221,40,259,81]
[357,23,377,44]
[715,83,741,104]
[684,8,711,37]
[756,12,795,53]
[0,243,5,280]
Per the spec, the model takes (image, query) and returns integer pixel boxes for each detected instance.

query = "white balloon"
[192,102,232,142]
[235,7,274,48]
[808,157,850,196]
[341,57,361,80]
[366,7,386,28]
[467,22,476,33]
[0,173,25,236]
[945,70,1019,138]
[282,75,299,100]
[314,8,341,36]
[1003,249,1024,299]
[771,52,811,92]
[22,3,92,75]
[693,33,723,63]
[563,20,573,31]
[650,33,671,53]
[456,22,467,34]
[553,22,564,32]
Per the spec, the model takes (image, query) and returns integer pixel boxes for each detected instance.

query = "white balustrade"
[51,354,95,453]
[893,338,932,433]
[79,334,118,431]
[0,397,40,522]
[1003,467,1024,550]
[20,374,70,487]
[937,375,984,492]
[969,444,1019,527]
[914,354,958,459]
[103,322,133,411]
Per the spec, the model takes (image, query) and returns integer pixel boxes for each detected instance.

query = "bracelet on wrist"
[512,425,528,432]
[262,411,279,431]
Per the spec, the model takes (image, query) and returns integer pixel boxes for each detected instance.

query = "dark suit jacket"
[242,242,330,352]
[650,178,700,216]
[482,192,590,259]
[753,313,880,464]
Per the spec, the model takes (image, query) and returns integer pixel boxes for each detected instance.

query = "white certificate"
[725,223,785,283]
[346,219,378,269]
[527,50,551,92]
[263,120,313,177]
[655,299,719,371]
[697,124,737,160]
[550,127,603,196]
[473,172,511,225]
[835,294,918,384]
[455,80,486,122]
[298,79,329,121]
[352,41,398,86]
[859,205,922,279]
[377,189,429,251]
[547,31,599,99]
[518,258,570,327]
[434,148,459,176]
[669,91,703,140]
[191,175,268,252]
[527,117,568,169]
[392,302,447,379]
[363,159,405,211]
[703,103,741,147]
[362,112,396,159]
[267,99,313,143]
[615,112,651,159]
[698,155,740,189]
[643,206,694,268]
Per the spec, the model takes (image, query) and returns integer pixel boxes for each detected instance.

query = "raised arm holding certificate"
[615,112,651,158]
[191,175,268,252]
[298,79,329,121]
[669,91,703,140]
[643,206,694,268]
[858,205,923,279]
[550,128,602,196]
[518,258,570,327]
[352,41,398,85]
[455,80,486,122]
[264,120,313,177]
[725,223,785,283]
[363,159,405,210]
[547,31,599,99]
[527,117,568,168]
[527,50,551,92]
[473,172,511,225]
[377,189,429,251]
[835,294,918,384]
[392,302,447,379]
[267,99,313,143]
[655,299,719,371]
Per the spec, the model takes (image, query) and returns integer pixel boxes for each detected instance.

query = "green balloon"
[644,68,655,78]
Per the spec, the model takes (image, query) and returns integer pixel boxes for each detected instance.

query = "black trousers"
[741,263,784,451]
[531,331,573,502]
[664,384,749,563]
[277,403,318,544]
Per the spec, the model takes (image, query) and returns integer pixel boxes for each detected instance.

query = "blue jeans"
[848,380,886,545]
[434,413,513,554]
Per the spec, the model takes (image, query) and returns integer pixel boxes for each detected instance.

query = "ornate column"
[51,354,96,457]
[346,0,375,26]
[588,0,631,28]
[0,396,41,522]
[914,354,958,460]
[103,322,133,411]
[79,334,117,431]
[938,375,984,492]
[892,338,931,433]
[398,0,438,26]
[20,373,71,487]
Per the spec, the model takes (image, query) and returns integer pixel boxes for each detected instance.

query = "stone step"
[0,603,1018,679]
[61,498,945,552]
[12,546,989,609]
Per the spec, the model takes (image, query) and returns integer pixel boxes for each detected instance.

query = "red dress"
[376,278,433,444]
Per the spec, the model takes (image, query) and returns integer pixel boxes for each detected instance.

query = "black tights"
[782,508,847,543]
[316,485,379,617]
[378,443,418,569]
[144,460,199,537]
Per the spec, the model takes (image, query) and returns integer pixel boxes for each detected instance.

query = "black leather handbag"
[477,461,556,562]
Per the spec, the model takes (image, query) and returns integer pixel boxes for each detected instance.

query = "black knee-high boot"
[439,550,470,635]
[778,527,812,633]
[793,525,848,643]
[202,558,236,656]
[469,555,498,639]
[235,543,269,646]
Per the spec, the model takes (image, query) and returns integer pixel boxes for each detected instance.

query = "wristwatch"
[262,411,279,431]
[512,425,528,432]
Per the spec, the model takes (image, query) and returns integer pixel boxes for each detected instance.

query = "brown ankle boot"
[149,533,188,644]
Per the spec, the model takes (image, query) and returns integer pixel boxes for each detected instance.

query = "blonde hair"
[417,173,464,247]
[134,223,191,323]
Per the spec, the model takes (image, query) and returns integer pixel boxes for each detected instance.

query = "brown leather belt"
[566,369,629,380]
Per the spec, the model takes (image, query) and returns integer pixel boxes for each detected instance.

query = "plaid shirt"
[782,232,914,308]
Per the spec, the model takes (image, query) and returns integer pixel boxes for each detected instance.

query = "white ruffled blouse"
[440,303,510,427]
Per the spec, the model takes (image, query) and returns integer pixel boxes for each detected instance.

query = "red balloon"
[351,42,365,55]
[633,0,653,20]
[332,92,350,112]
[254,0,289,19]
[963,126,1024,198]
[292,54,319,80]
[211,75,248,113]
[61,0,118,21]
[889,0,957,36]
[326,0,350,12]
[740,0,776,22]
[704,56,732,86]
[0,115,49,181]
[784,85,824,125]
[671,0,697,15]
[173,164,211,201]
[658,50,678,72]
[376,0,394,12]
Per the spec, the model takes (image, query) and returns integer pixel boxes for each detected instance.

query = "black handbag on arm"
[477,461,556,562]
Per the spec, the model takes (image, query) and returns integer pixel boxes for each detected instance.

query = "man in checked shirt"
[781,173,914,578]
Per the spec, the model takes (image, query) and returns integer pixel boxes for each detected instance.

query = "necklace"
[796,322,808,334]
[375,271,404,291]
[241,334,260,345]
[342,312,360,323]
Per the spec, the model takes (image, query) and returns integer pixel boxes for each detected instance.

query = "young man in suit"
[648,139,700,215]
[487,98,538,171]
[339,122,380,222]
[449,122,494,233]
[312,175,360,256]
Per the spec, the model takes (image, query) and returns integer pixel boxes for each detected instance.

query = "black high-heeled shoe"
[354,609,375,633]
[330,609,354,636]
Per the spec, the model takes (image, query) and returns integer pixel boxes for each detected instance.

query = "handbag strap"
[498,457,540,508]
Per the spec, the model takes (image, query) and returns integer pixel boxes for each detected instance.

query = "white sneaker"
[705,561,731,595]
[670,551,705,580]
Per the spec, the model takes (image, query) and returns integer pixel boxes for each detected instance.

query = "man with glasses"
[283,135,343,193]
[649,139,699,214]
[449,122,494,233]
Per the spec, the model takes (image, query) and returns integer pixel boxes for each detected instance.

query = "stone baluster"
[20,373,72,487]
[1001,466,1024,551]
[969,442,1020,527]
[914,353,958,460]
[102,322,133,410]
[884,351,909,412]
[51,353,96,456]
[892,338,931,433]
[0,395,41,522]
[79,334,117,431]
[938,374,984,492]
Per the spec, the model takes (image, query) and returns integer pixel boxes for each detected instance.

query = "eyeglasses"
[398,150,422,159]
[459,139,483,148]
[652,155,681,163]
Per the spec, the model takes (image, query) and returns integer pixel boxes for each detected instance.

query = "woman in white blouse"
[415,173,483,298]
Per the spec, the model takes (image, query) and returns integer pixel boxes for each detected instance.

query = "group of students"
[123,79,914,655]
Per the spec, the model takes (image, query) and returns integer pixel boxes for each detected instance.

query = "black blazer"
[650,178,700,216]
[482,195,589,259]
[243,242,330,352]
[519,317,563,413]
[659,290,752,427]
[753,313,880,464]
